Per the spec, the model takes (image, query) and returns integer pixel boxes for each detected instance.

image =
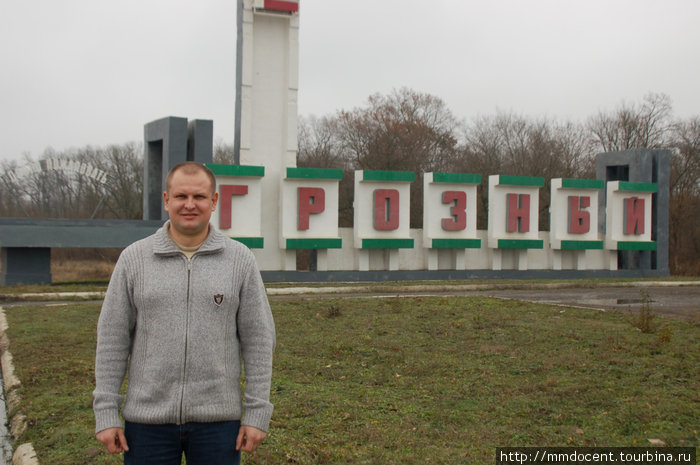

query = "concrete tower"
[234,0,300,269]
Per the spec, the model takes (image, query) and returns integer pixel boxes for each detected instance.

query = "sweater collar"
[152,221,226,256]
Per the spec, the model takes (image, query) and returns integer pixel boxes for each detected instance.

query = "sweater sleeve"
[237,254,276,432]
[93,250,137,433]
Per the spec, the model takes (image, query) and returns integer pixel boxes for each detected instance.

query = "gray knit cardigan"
[93,223,275,433]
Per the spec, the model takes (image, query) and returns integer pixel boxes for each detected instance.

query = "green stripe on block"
[618,181,657,193]
[431,238,482,249]
[231,237,264,248]
[206,164,265,177]
[432,172,482,184]
[498,175,545,187]
[560,240,604,250]
[361,238,414,249]
[286,167,343,180]
[497,239,544,249]
[362,170,415,182]
[617,241,657,251]
[285,238,342,249]
[561,179,605,190]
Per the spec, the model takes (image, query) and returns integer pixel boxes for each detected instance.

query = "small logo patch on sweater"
[214,294,224,306]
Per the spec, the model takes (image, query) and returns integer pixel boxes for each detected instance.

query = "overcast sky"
[1,0,699,163]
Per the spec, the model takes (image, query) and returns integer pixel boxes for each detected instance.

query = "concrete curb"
[0,292,104,303]
[11,444,37,465]
[0,308,39,465]
[265,280,700,296]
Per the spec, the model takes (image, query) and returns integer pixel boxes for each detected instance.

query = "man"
[93,162,275,465]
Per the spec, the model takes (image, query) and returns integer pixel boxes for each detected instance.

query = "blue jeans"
[123,420,241,465]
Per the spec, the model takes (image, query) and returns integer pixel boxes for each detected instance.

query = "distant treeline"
[1,90,697,274]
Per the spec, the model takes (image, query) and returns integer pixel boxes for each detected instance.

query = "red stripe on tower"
[264,0,299,12]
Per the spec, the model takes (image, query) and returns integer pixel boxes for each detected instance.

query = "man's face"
[163,169,218,240]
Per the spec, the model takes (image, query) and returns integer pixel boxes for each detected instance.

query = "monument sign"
[0,0,669,284]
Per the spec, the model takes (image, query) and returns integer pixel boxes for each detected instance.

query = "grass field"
[3,295,698,464]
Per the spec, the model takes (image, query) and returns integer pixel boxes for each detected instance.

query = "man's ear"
[211,192,219,211]
[163,191,169,211]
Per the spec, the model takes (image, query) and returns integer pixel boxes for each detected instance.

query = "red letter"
[624,197,645,235]
[506,193,530,233]
[441,190,467,231]
[374,189,399,231]
[568,195,591,234]
[219,185,248,229]
[298,187,325,231]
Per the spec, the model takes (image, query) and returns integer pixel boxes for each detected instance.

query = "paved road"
[471,286,700,321]
[268,283,700,321]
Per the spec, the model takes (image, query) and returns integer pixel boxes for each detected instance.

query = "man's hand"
[236,425,267,453]
[96,427,129,454]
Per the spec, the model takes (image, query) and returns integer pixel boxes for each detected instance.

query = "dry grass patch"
[51,259,115,283]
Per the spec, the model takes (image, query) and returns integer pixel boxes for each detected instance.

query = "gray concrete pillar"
[0,247,51,286]
[187,119,213,165]
[143,117,189,221]
[143,117,214,221]
[596,149,670,273]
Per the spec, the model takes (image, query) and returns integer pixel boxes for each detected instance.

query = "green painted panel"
[285,238,343,249]
[498,175,545,187]
[207,164,265,177]
[362,170,415,182]
[561,179,605,189]
[617,241,657,251]
[497,239,544,249]
[617,182,657,192]
[286,167,343,180]
[361,238,415,249]
[560,240,604,250]
[231,237,264,248]
[431,238,482,249]
[432,172,482,184]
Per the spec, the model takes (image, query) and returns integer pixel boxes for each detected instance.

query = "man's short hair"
[165,162,217,195]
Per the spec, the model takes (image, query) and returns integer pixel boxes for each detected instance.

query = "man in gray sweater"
[93,162,275,464]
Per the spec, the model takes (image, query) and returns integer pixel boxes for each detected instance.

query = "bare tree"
[297,115,355,226]
[0,143,143,220]
[669,118,700,274]
[588,93,673,152]
[336,88,458,171]
[298,115,344,169]
[97,143,143,219]
[458,112,594,229]
[213,140,236,165]
[334,88,461,227]
[0,158,26,217]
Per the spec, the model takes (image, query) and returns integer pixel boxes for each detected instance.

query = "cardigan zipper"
[178,257,192,424]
